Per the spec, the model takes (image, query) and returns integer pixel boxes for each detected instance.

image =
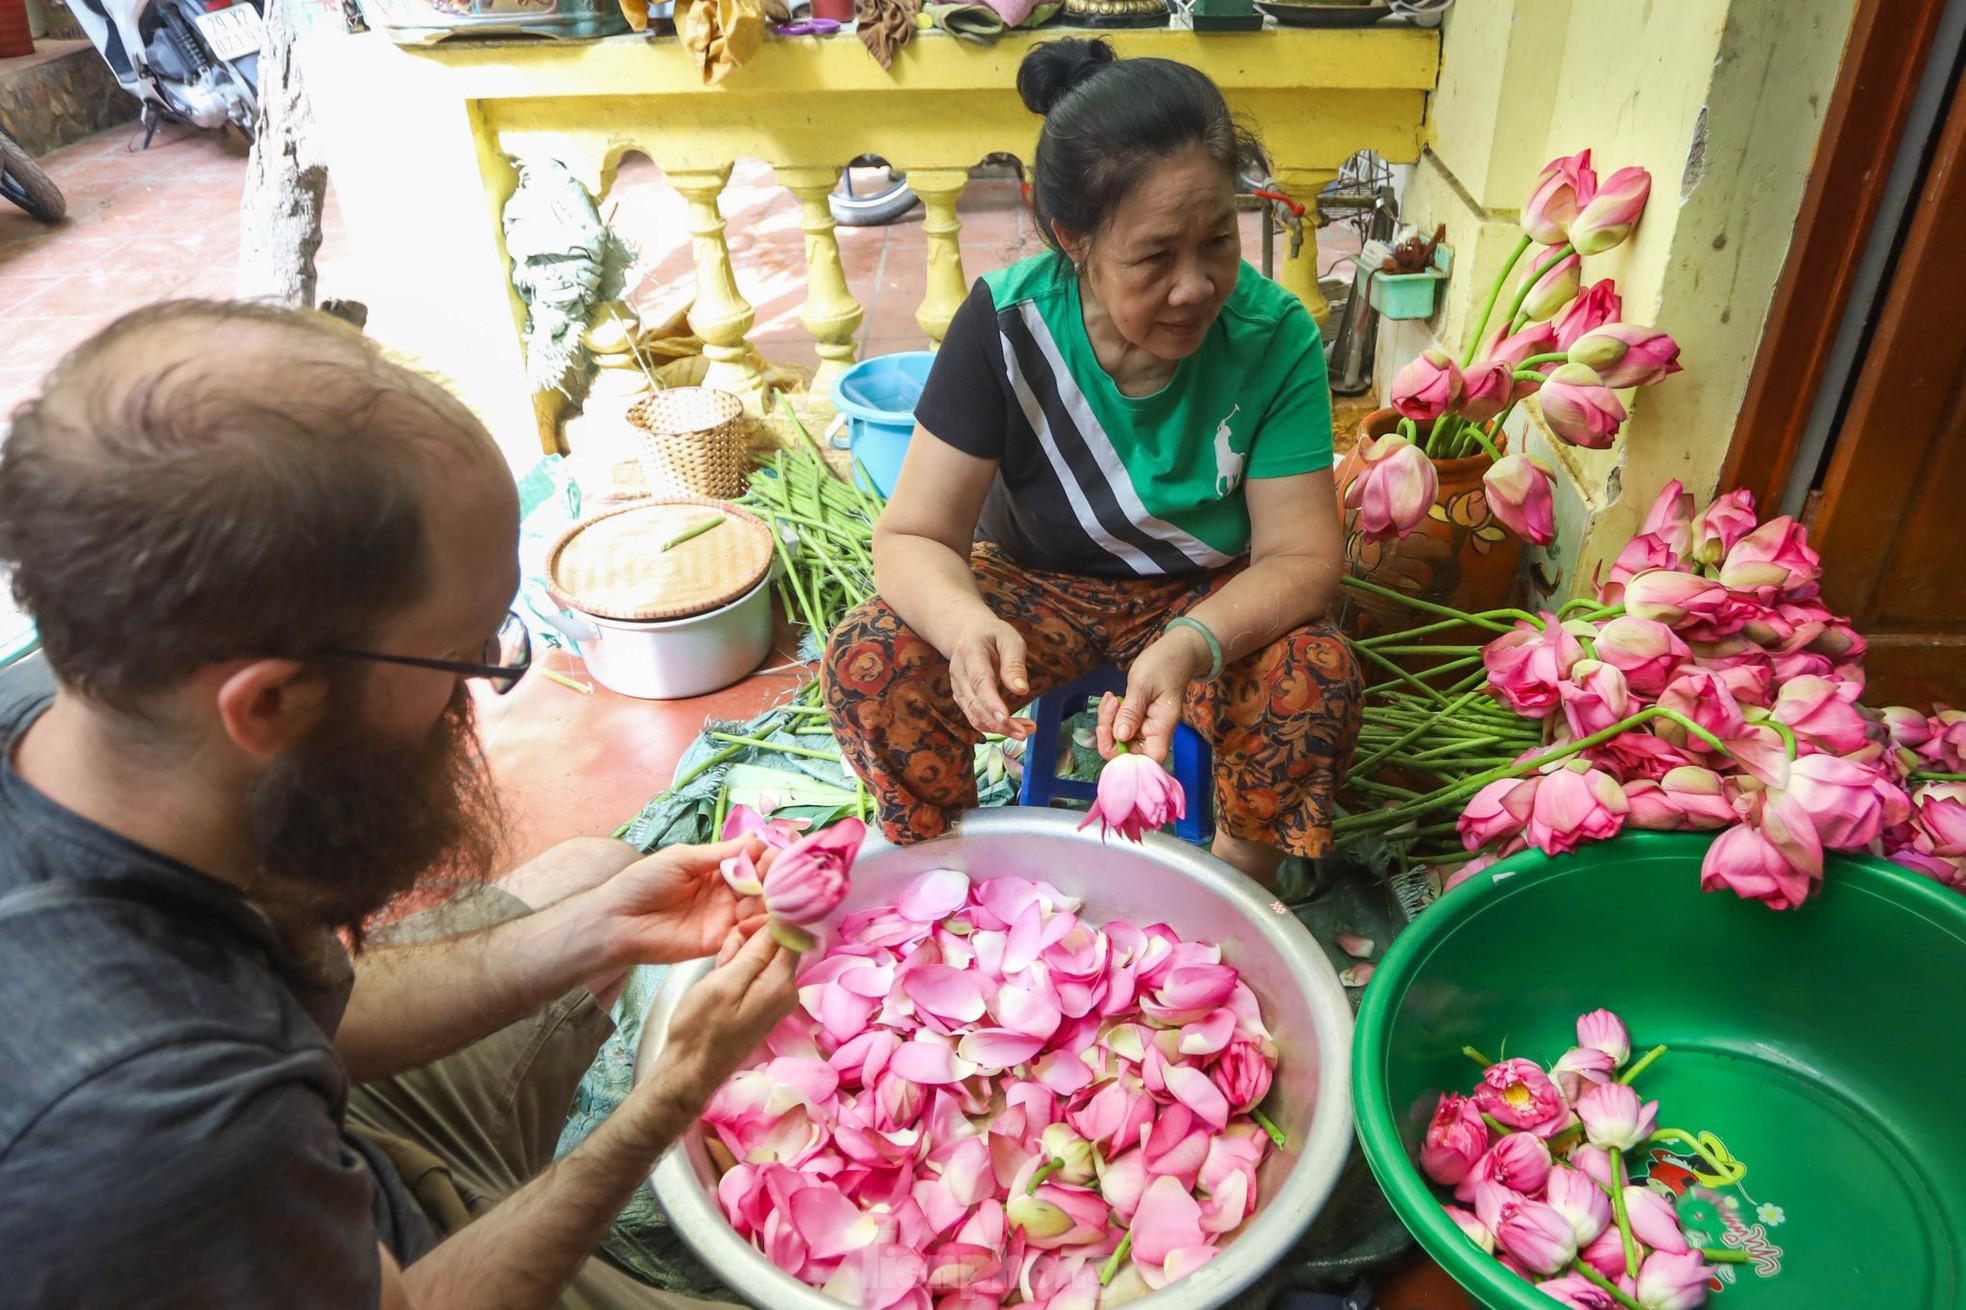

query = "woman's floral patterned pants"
[823,543,1364,856]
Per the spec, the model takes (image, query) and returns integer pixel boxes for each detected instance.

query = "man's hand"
[948,615,1036,739]
[581,837,768,969]
[1097,627,1212,764]
[657,923,801,1105]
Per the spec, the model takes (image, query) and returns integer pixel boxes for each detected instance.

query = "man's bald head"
[0,300,506,713]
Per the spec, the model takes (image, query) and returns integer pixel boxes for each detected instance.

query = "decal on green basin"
[1642,1136,1785,1287]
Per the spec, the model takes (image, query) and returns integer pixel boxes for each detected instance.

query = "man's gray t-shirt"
[0,670,436,1307]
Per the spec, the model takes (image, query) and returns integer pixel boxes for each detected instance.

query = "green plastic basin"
[1354,831,1966,1308]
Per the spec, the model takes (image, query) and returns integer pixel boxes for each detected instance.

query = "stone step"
[0,38,136,157]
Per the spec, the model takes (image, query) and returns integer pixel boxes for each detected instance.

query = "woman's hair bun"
[1016,38,1118,117]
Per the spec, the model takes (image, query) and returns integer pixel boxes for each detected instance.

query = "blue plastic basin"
[830,352,935,497]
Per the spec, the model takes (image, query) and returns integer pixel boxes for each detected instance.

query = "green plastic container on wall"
[1353,831,1966,1308]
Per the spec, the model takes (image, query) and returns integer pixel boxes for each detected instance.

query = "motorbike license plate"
[194,4,265,61]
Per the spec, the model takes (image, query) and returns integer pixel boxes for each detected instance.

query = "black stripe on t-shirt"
[998,308,1195,577]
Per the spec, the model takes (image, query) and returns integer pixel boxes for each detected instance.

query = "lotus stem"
[1703,1247,1751,1264]
[1028,1160,1063,1193]
[1462,1044,1493,1069]
[1497,242,1574,334]
[1609,1148,1640,1279]
[1619,1045,1668,1085]
[1340,575,1526,632]
[661,516,725,551]
[1461,232,1533,366]
[1573,1261,1648,1310]
[1100,1230,1133,1286]
[709,732,842,762]
[1251,1106,1289,1149]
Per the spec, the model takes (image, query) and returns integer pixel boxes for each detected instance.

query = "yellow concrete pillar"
[777,165,865,401]
[669,164,771,413]
[907,168,971,345]
[1269,165,1336,325]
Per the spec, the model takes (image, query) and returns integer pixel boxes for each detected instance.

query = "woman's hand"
[1097,626,1213,763]
[949,615,1036,739]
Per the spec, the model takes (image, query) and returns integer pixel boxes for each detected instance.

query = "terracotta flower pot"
[1332,407,1524,642]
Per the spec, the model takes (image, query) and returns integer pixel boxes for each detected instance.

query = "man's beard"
[245,676,505,942]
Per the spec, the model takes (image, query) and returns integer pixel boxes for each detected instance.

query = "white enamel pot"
[541,574,772,700]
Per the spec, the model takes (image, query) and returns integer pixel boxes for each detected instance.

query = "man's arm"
[383,925,799,1310]
[338,838,759,1084]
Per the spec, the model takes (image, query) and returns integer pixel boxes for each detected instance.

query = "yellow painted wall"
[1386,0,1857,601]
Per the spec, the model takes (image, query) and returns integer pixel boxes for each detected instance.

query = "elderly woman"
[823,38,1361,887]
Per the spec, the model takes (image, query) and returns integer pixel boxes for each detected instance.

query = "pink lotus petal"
[1199,1167,1250,1234]
[913,1177,971,1238]
[955,1197,1007,1250]
[1336,933,1375,959]
[839,962,898,999]
[898,868,972,923]
[1339,962,1376,988]
[761,1210,810,1281]
[1163,1063,1232,1130]
[1041,1260,1102,1310]
[940,1137,995,1207]
[958,1027,1049,1071]
[925,1243,1002,1292]
[720,847,765,896]
[890,1039,978,1086]
[1159,1244,1221,1286]
[993,983,1065,1040]
[1005,1079,1061,1133]
[904,964,989,1025]
[1004,904,1046,975]
[1030,1050,1096,1096]
[977,876,1047,929]
[1177,1007,1237,1057]
[969,930,1008,981]
[1131,1175,1207,1266]
[1095,1147,1149,1219]
[790,1186,880,1259]
[809,982,882,1044]
[822,1242,928,1310]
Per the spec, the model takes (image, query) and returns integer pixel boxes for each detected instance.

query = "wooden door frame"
[1719,0,1952,510]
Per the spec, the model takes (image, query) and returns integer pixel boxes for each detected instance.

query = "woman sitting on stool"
[823,37,1362,888]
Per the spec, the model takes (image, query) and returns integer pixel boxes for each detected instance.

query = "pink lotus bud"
[1458,1130,1552,1203]
[1474,1058,1568,1132]
[1655,766,1738,830]
[760,819,864,949]
[1568,166,1652,255]
[1552,1044,1615,1103]
[1210,1038,1274,1114]
[1878,706,1935,752]
[1521,149,1598,245]
[1457,776,1539,851]
[1526,762,1629,856]
[1458,357,1514,425]
[1561,659,1633,737]
[1894,845,1966,889]
[1578,1225,1627,1280]
[1523,252,1584,321]
[1912,782,1966,857]
[1689,488,1759,566]
[1575,1008,1632,1066]
[1594,616,1690,696]
[1634,1250,1713,1310]
[1575,1081,1657,1151]
[1421,1092,1490,1185]
[1639,479,1696,557]
[1538,363,1627,449]
[1483,614,1586,718]
[1658,669,1747,743]
[1495,1195,1580,1276]
[1444,1205,1495,1254]
[1718,515,1822,597]
[1785,753,1910,850]
[1598,535,1683,605]
[1570,323,1683,388]
[1923,708,1966,773]
[1623,1187,1691,1255]
[1079,748,1185,844]
[1537,1273,1617,1309]
[1344,433,1439,543]
[1546,1164,1612,1247]
[1622,779,1677,831]
[1699,792,1824,910]
[1623,569,1725,629]
[1552,279,1623,351]
[1772,674,1868,755]
[1483,453,1557,546]
[1570,1145,1614,1191]
[1391,348,1465,422]
[1037,1123,1098,1186]
[1485,320,1562,400]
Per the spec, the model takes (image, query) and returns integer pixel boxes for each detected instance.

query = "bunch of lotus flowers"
[1363,149,1683,547]
[699,868,1283,1310]
[1335,482,1966,909]
[1423,1008,1747,1309]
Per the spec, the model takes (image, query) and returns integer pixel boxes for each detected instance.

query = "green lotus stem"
[710,732,842,762]
[1520,352,1570,367]
[1348,688,1495,776]
[660,517,725,551]
[1609,1148,1640,1279]
[1362,644,1487,657]
[1912,771,1966,782]
[1354,643,1454,706]
[1100,1230,1133,1286]
[1620,1045,1668,1084]
[1353,779,1429,801]
[1462,1045,1493,1068]
[1462,232,1534,365]
[1340,575,1527,632]
[1252,1106,1289,1149]
[1398,416,1419,445]
[672,740,750,791]
[539,668,593,694]
[1512,368,1558,383]
[1405,735,1505,760]
[1546,1121,1585,1153]
[1497,241,1575,334]
[1462,423,1503,461]
[1028,1159,1063,1193]
[1703,1247,1751,1264]
[1573,1261,1648,1310]
[1482,1113,1510,1135]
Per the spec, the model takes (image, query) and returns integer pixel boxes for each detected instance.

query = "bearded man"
[0,301,799,1310]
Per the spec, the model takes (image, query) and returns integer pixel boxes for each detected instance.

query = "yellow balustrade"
[300,27,1438,467]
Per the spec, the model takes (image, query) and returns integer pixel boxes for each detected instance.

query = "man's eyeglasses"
[320,611,533,694]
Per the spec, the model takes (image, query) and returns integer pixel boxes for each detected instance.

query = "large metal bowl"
[633,807,1356,1309]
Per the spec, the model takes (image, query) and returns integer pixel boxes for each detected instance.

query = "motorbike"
[0,125,65,223]
[68,0,264,144]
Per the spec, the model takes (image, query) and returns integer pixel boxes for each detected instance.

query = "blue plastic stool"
[1016,664,1214,844]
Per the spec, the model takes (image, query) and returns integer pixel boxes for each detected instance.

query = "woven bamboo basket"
[626,388,747,499]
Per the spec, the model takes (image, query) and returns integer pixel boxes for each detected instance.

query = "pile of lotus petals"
[700,868,1283,1310]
